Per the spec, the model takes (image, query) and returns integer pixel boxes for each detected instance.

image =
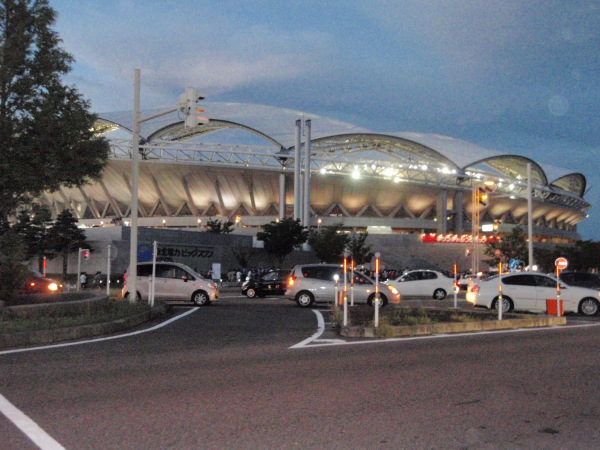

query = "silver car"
[122,262,219,306]
[284,263,400,308]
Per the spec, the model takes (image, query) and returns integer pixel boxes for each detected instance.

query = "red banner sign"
[421,234,497,244]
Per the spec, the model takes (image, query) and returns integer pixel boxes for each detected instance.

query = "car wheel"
[579,298,599,316]
[192,290,210,306]
[246,288,257,298]
[433,288,447,300]
[492,296,512,313]
[295,291,314,308]
[367,293,388,307]
[124,291,141,301]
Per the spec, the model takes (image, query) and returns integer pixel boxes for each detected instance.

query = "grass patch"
[0,300,152,333]
[341,305,502,327]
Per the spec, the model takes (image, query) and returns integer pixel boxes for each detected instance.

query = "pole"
[350,258,355,307]
[76,247,82,292]
[293,120,301,221]
[129,68,141,303]
[527,163,534,270]
[556,265,561,318]
[453,263,458,309]
[303,119,312,227]
[106,244,111,297]
[497,262,503,321]
[150,240,157,307]
[374,252,380,328]
[343,255,348,327]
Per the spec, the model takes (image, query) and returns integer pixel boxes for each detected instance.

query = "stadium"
[40,102,591,273]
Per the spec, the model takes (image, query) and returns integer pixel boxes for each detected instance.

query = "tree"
[484,226,529,267]
[307,223,349,263]
[12,203,54,270]
[346,231,372,265]
[0,0,110,219]
[0,229,29,301]
[46,209,89,277]
[256,218,308,267]
[205,218,234,234]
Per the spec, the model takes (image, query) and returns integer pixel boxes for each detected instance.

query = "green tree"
[346,231,372,264]
[46,209,89,277]
[256,218,308,267]
[307,223,349,263]
[484,226,529,267]
[0,229,29,301]
[206,218,234,234]
[12,203,54,270]
[0,0,110,219]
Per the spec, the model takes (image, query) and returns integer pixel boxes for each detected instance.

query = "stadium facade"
[42,102,589,242]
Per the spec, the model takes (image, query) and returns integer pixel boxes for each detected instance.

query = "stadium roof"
[97,102,587,197]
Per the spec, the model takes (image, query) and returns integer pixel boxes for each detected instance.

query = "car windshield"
[262,272,280,281]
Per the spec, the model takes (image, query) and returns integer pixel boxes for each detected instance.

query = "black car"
[242,270,291,298]
[559,271,600,290]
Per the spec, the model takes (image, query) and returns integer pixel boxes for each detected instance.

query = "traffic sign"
[555,257,568,270]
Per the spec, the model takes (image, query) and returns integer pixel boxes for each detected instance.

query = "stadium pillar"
[279,173,286,220]
[455,191,464,234]
[303,120,312,227]
[527,163,534,269]
[436,190,448,234]
[293,120,302,221]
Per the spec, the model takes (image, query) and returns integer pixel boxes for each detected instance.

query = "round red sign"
[555,257,568,270]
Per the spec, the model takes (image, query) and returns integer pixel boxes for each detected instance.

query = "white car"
[385,270,456,300]
[122,262,219,305]
[285,264,400,308]
[466,272,600,316]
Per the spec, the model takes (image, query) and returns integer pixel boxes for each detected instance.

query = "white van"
[122,262,219,306]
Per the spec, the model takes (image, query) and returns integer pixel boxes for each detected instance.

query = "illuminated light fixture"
[393,177,401,183]
[320,168,326,174]
[421,165,428,171]
[383,167,395,177]
[371,164,377,170]
[351,168,361,179]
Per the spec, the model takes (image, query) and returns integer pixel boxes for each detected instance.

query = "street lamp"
[128,68,206,303]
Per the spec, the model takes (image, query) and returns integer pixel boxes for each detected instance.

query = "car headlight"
[48,283,59,291]
[386,285,399,295]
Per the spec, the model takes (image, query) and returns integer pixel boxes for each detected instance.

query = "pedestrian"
[80,272,87,290]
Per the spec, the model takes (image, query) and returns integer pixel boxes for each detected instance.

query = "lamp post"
[128,68,204,302]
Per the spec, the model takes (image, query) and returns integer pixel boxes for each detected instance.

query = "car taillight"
[288,276,296,286]
[471,285,479,293]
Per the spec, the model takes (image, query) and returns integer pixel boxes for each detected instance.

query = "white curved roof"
[98,102,586,196]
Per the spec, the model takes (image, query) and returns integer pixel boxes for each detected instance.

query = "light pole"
[128,68,204,302]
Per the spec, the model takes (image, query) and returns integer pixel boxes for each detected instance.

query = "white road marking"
[0,393,65,450]
[289,310,326,348]
[0,308,201,448]
[0,307,199,356]
[292,313,600,348]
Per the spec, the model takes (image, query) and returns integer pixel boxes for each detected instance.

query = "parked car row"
[467,272,600,316]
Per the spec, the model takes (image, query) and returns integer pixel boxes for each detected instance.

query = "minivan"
[122,262,219,306]
[285,263,400,308]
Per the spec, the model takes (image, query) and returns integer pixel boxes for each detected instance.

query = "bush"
[0,232,29,302]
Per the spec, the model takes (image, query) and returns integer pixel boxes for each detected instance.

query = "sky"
[50,0,600,240]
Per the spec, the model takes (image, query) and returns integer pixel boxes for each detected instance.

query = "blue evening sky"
[50,0,600,240]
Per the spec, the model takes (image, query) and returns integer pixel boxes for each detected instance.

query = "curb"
[340,315,568,338]
[0,304,167,349]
